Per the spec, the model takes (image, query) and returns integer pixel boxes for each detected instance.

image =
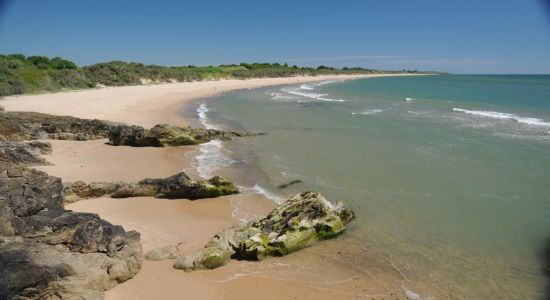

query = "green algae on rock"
[63,172,239,203]
[108,124,250,147]
[174,191,355,272]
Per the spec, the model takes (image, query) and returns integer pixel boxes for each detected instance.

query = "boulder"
[173,247,230,272]
[108,123,249,147]
[145,242,185,261]
[176,192,354,271]
[139,173,239,200]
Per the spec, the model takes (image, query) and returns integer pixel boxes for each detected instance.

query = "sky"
[0,0,550,74]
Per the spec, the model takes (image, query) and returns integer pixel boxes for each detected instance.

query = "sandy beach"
[1,74,412,299]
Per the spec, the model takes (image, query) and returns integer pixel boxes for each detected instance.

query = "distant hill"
[0,54,435,96]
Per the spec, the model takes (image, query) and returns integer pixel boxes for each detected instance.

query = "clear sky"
[1,0,549,73]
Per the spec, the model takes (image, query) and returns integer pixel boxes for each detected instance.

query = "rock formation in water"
[108,124,250,147]
[63,172,239,203]
[173,191,354,272]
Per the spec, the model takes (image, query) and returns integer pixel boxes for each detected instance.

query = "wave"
[281,88,346,102]
[351,109,383,115]
[194,140,235,179]
[237,184,286,204]
[194,103,234,178]
[269,92,301,101]
[453,108,550,128]
[405,97,416,102]
[299,84,314,90]
[196,103,220,129]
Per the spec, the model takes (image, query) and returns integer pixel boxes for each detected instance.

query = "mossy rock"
[177,191,355,272]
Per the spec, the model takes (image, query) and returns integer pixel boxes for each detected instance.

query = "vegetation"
[1,53,428,97]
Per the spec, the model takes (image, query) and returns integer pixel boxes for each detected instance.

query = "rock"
[173,247,230,272]
[108,123,250,147]
[63,181,121,203]
[139,173,239,200]
[0,162,142,299]
[145,242,185,261]
[175,192,354,271]
[64,172,239,202]
[110,183,157,198]
[0,111,116,142]
[0,141,52,166]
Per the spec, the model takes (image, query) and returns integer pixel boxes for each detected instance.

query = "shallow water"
[190,75,550,299]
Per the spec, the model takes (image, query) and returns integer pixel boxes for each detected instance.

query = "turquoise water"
[196,75,550,299]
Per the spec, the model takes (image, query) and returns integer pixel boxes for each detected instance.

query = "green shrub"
[0,53,378,96]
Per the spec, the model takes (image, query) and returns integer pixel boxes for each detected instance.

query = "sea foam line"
[194,102,235,178]
[196,103,220,129]
[351,109,383,115]
[453,108,550,128]
[281,88,346,102]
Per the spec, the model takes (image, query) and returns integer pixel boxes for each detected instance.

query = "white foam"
[453,108,550,128]
[299,84,314,90]
[251,184,286,204]
[282,87,346,102]
[351,109,383,115]
[196,103,219,129]
[405,97,416,102]
[269,92,301,101]
[194,103,235,178]
[194,140,235,179]
[401,284,422,300]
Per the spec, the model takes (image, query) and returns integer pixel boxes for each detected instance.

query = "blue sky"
[1,0,549,73]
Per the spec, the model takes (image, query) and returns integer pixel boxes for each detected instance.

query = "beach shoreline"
[2,74,418,299]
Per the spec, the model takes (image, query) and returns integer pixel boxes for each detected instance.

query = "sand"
[2,74,413,299]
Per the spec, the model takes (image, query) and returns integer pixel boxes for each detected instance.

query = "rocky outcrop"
[63,172,239,203]
[0,111,116,142]
[174,192,354,272]
[108,124,250,147]
[0,161,142,299]
[0,140,52,166]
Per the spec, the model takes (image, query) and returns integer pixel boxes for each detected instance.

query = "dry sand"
[3,75,413,299]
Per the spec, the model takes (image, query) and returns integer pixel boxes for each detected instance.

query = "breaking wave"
[351,109,383,115]
[453,108,550,128]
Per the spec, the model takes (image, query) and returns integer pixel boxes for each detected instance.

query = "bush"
[0,53,376,96]
[50,57,77,70]
[26,56,52,69]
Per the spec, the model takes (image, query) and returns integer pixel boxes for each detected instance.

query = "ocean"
[188,75,550,299]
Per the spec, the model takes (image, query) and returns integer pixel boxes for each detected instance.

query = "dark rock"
[64,172,239,202]
[0,162,142,299]
[139,173,239,199]
[0,111,116,142]
[108,123,250,147]
[175,192,354,272]
[0,141,52,166]
[277,179,302,189]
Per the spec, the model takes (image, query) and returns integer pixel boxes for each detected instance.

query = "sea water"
[191,75,550,299]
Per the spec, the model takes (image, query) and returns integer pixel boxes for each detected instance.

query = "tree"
[27,56,51,69]
[50,57,77,69]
